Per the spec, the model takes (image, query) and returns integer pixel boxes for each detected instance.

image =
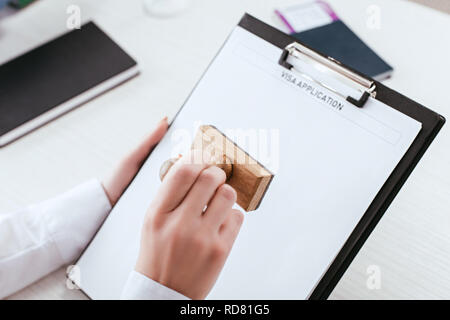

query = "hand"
[135,150,244,299]
[102,117,168,206]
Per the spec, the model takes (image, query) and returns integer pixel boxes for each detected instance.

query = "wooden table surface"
[1,0,449,299]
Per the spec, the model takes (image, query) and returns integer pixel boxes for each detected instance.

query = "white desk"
[1,0,449,300]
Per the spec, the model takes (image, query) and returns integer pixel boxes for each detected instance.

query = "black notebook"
[0,22,138,147]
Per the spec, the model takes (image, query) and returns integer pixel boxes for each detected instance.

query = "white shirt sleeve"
[121,270,189,300]
[0,179,111,299]
[0,179,190,300]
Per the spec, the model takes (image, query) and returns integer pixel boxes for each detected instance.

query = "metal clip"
[279,42,376,108]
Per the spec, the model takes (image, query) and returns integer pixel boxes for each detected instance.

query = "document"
[75,26,421,299]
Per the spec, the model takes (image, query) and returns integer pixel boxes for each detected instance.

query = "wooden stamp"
[159,125,273,212]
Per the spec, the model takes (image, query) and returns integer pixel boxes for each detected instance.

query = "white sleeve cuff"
[120,270,190,300]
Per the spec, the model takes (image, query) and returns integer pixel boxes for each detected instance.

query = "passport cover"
[292,20,393,80]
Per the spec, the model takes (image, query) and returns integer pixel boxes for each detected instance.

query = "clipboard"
[237,14,444,298]
[73,14,445,300]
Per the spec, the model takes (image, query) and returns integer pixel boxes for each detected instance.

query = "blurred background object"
[410,0,450,14]
[9,0,36,8]
[0,0,9,9]
[0,0,36,11]
[275,1,393,80]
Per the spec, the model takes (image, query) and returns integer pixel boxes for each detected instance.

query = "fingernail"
[160,116,168,123]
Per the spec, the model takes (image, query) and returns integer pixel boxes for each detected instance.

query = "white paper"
[76,26,421,299]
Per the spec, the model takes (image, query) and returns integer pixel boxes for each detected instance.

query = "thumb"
[102,117,169,206]
[129,116,169,166]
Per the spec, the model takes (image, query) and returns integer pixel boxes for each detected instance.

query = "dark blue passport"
[292,20,393,80]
